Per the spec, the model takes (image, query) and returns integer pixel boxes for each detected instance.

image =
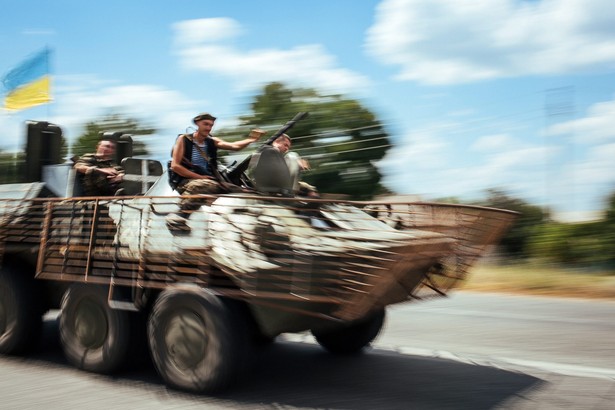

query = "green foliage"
[218,82,391,199]
[528,221,613,267]
[605,190,615,226]
[0,151,23,184]
[478,188,614,270]
[0,122,68,184]
[433,196,463,204]
[72,113,154,159]
[527,223,574,263]
[477,188,549,259]
[597,190,615,268]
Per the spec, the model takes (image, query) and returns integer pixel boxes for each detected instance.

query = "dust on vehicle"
[0,120,516,393]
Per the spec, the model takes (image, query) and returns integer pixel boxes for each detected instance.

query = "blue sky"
[1,0,615,221]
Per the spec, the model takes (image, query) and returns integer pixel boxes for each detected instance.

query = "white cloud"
[172,18,370,93]
[173,18,243,47]
[0,113,25,152]
[22,29,56,36]
[471,134,514,152]
[528,94,615,214]
[571,142,615,184]
[547,142,615,217]
[366,0,615,85]
[0,75,204,160]
[378,125,451,172]
[546,97,615,144]
[379,123,556,204]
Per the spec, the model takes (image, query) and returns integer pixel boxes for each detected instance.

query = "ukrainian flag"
[2,48,52,110]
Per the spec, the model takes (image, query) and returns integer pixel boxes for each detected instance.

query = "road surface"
[1,292,614,409]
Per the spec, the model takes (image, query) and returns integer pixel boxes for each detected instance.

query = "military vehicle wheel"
[60,284,132,374]
[148,287,246,393]
[0,266,42,354]
[312,309,386,355]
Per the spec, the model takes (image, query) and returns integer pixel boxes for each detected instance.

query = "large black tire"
[147,286,248,394]
[312,309,386,355]
[59,284,133,374]
[0,266,42,354]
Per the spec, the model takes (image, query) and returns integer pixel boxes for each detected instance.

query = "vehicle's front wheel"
[0,266,42,354]
[312,309,386,355]
[148,287,248,393]
[60,284,133,374]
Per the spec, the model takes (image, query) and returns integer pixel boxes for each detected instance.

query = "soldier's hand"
[98,167,118,176]
[248,129,266,141]
[298,158,311,171]
[106,172,123,183]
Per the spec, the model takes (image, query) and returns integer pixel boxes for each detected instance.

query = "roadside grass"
[462,262,615,299]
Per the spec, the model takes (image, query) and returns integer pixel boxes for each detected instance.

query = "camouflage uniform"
[75,153,124,196]
[175,177,223,212]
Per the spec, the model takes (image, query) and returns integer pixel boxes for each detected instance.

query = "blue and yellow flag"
[2,48,52,110]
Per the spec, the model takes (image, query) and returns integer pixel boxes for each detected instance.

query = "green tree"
[0,122,69,184]
[72,113,154,159]
[0,151,22,184]
[528,220,613,268]
[477,188,549,259]
[217,82,392,199]
[526,190,615,269]
[605,190,615,226]
[600,190,615,269]
[493,188,615,270]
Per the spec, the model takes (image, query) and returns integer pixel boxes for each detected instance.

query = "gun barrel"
[263,112,309,146]
[222,112,310,183]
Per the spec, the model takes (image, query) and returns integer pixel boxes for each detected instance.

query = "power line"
[296,135,389,153]
[285,122,391,159]
[300,143,393,159]
[292,123,387,141]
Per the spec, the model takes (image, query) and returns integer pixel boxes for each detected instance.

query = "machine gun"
[221,112,309,186]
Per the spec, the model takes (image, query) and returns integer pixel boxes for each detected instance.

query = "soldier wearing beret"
[166,112,265,231]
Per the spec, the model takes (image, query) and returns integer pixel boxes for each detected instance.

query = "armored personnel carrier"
[0,120,516,393]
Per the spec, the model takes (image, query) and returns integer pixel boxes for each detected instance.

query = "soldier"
[74,139,125,196]
[249,134,318,197]
[166,112,265,231]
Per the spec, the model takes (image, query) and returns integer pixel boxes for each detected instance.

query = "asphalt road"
[1,292,614,409]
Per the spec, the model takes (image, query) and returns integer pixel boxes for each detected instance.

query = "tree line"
[475,189,615,271]
[0,82,612,271]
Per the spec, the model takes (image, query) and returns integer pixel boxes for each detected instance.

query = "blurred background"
[1,0,614,291]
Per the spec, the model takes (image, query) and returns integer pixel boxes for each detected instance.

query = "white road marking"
[283,334,615,381]
[389,345,615,380]
[396,306,612,325]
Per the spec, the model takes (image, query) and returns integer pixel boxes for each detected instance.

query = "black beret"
[193,112,217,123]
